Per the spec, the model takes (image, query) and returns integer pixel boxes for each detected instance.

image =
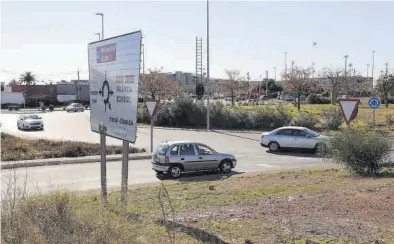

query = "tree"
[375,73,394,107]
[139,68,180,100]
[320,68,344,104]
[218,69,243,105]
[7,79,17,86]
[261,79,282,93]
[18,72,36,85]
[282,66,315,110]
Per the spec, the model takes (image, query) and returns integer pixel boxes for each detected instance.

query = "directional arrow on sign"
[338,98,360,125]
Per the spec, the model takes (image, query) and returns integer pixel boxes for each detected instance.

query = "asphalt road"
[0,110,389,195]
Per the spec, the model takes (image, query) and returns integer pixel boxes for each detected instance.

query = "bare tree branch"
[282,66,315,110]
[139,68,180,100]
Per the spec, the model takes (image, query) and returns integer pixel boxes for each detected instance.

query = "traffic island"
[1,132,149,169]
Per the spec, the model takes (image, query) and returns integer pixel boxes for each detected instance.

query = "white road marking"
[257,163,278,168]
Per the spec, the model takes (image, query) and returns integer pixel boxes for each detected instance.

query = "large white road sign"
[88,31,142,143]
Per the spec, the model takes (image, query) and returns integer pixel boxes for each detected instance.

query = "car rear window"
[155,143,169,156]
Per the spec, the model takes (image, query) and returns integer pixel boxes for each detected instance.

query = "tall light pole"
[273,67,277,82]
[284,52,288,73]
[371,50,375,94]
[385,62,388,76]
[95,13,104,39]
[95,32,101,40]
[348,63,353,98]
[206,0,211,131]
[344,55,349,98]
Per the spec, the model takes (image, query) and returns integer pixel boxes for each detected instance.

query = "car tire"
[315,143,326,155]
[17,123,20,130]
[219,159,233,173]
[168,165,182,179]
[268,142,280,152]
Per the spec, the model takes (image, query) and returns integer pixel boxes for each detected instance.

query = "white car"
[66,103,85,112]
[17,114,44,131]
[260,126,329,153]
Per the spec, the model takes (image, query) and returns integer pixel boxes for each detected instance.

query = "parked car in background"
[17,114,44,131]
[260,126,329,153]
[284,95,294,101]
[65,103,85,112]
[151,141,237,178]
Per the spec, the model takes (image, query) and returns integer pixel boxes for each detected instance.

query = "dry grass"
[2,169,394,243]
[0,133,143,161]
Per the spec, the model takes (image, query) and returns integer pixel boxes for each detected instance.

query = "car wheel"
[219,160,233,173]
[74,109,77,112]
[315,143,326,155]
[17,123,20,130]
[168,165,182,179]
[268,142,280,152]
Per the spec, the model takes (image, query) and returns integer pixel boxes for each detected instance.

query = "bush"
[325,129,392,175]
[306,93,330,104]
[385,115,394,127]
[48,105,54,111]
[290,112,318,130]
[322,108,342,130]
[273,103,293,128]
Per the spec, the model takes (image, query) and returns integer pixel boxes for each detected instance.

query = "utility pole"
[265,70,268,96]
[371,50,375,94]
[291,61,294,71]
[284,52,288,73]
[348,63,353,98]
[385,62,388,76]
[344,55,349,98]
[273,67,277,82]
[246,72,250,87]
[206,0,211,131]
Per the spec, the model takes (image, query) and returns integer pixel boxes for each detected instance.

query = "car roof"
[272,126,308,131]
[20,114,39,118]
[159,140,207,146]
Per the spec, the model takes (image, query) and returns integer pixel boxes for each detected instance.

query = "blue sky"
[1,0,393,83]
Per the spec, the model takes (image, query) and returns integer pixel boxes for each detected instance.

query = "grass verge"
[2,169,394,243]
[0,132,144,161]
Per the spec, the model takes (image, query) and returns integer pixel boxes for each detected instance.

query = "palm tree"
[18,72,36,85]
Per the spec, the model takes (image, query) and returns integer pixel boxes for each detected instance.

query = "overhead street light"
[95,12,104,40]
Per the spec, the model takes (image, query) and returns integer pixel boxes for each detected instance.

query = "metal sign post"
[368,97,380,126]
[99,125,107,205]
[88,31,142,206]
[145,99,159,152]
[120,140,129,205]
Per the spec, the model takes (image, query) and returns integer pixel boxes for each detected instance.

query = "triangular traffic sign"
[338,98,360,124]
[145,99,159,118]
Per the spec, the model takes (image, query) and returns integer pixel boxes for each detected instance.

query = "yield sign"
[338,98,360,124]
[145,98,159,118]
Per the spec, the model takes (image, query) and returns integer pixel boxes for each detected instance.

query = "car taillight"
[164,156,169,164]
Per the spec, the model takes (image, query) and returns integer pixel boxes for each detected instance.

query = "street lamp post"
[206,0,211,131]
[371,50,375,94]
[273,67,276,82]
[344,55,349,98]
[95,32,101,40]
[95,13,104,39]
[284,52,288,73]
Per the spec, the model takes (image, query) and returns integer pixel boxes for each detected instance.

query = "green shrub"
[290,112,318,129]
[272,103,293,128]
[306,93,330,104]
[322,108,342,130]
[48,105,54,111]
[385,115,394,127]
[325,129,392,175]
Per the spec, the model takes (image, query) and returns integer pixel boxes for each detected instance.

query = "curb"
[1,153,152,170]
[137,125,263,134]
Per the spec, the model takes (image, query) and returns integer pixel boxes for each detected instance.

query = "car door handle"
[181,158,184,160]
[199,156,203,159]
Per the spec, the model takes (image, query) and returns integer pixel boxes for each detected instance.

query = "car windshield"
[304,128,320,137]
[25,115,40,119]
[155,143,169,156]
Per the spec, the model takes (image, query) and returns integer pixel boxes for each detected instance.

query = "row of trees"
[6,69,394,110]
